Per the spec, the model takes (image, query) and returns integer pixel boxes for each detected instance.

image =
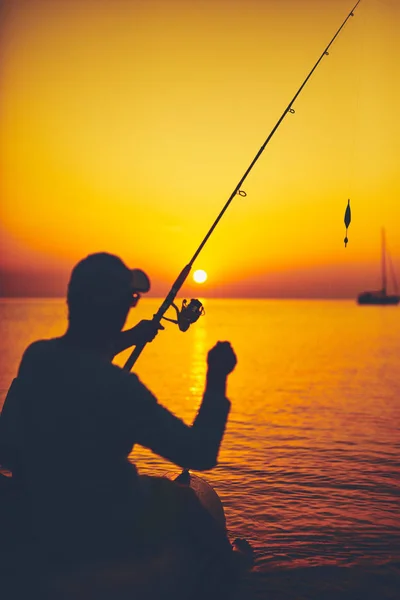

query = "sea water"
[1,298,399,598]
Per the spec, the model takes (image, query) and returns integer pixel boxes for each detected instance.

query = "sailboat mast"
[381,228,387,293]
[388,252,399,294]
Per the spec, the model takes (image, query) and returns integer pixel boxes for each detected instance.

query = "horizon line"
[0,295,360,301]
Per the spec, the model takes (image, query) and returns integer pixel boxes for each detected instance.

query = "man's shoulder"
[109,365,157,405]
[108,363,142,389]
[20,339,60,365]
[24,338,57,353]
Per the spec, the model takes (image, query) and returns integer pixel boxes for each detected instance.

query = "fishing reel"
[162,299,205,332]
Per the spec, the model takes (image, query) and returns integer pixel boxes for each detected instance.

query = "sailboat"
[357,229,400,306]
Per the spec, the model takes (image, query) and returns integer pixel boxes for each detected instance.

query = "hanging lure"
[344,199,351,247]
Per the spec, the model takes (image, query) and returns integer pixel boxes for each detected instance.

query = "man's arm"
[122,342,235,471]
[111,320,163,357]
[0,379,24,471]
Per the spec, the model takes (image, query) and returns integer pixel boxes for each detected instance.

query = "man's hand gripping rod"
[124,264,194,371]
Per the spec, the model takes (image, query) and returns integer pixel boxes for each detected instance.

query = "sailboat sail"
[357,229,400,305]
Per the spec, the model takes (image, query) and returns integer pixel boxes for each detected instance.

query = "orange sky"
[1,0,399,298]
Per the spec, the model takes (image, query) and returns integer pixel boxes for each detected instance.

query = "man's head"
[67,253,150,340]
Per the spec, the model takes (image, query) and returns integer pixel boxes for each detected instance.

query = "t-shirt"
[0,337,230,558]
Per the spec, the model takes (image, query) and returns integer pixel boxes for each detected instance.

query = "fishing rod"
[124,0,361,372]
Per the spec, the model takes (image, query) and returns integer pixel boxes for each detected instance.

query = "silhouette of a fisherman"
[0,252,252,590]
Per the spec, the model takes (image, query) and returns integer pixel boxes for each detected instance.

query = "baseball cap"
[67,253,150,307]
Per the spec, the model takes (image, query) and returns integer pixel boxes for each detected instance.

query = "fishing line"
[343,0,367,247]
[342,45,359,248]
[124,0,362,371]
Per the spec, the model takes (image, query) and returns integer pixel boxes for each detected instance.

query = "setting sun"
[193,270,208,284]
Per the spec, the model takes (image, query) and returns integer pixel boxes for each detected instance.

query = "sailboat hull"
[357,292,400,306]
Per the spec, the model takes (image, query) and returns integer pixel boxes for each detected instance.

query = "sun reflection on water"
[188,317,208,400]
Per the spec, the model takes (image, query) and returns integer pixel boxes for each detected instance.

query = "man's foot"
[231,538,255,571]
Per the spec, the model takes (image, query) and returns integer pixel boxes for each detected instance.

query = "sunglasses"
[130,292,141,307]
